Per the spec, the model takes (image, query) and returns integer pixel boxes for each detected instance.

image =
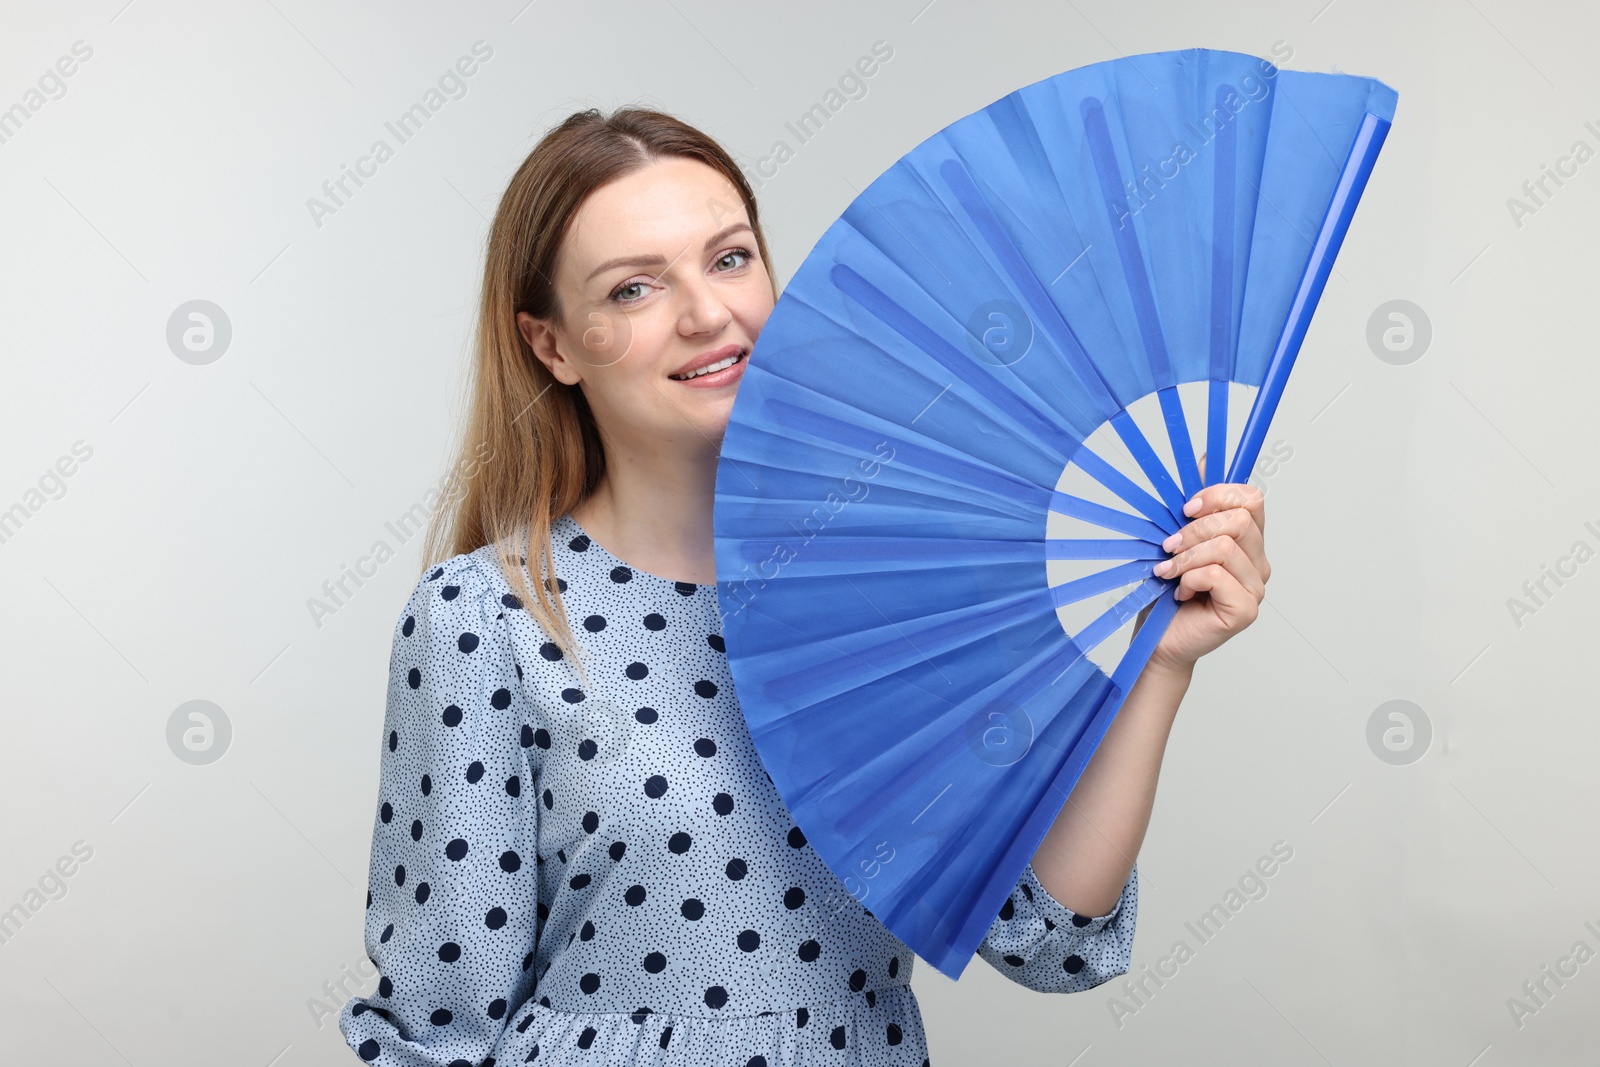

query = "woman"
[340,106,1269,1065]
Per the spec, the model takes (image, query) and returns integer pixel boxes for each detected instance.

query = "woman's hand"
[1141,452,1270,674]
[1036,454,1268,915]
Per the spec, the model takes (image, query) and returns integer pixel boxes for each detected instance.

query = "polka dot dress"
[340,514,1138,1065]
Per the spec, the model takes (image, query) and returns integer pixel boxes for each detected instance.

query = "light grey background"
[1,0,1594,1063]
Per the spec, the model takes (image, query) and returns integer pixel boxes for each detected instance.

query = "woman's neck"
[569,438,721,585]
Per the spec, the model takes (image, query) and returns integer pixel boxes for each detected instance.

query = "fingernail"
[1183,495,1202,516]
[1161,532,1181,552]
[1153,559,1172,576]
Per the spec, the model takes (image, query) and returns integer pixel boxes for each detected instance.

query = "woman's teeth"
[670,352,742,380]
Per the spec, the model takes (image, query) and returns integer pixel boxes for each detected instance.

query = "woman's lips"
[669,349,746,388]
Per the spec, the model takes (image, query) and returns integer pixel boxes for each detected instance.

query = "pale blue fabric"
[341,514,1136,1065]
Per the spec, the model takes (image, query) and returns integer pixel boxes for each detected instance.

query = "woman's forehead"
[564,159,747,274]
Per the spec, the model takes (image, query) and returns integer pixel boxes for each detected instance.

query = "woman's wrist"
[1144,648,1197,683]
[1124,650,1194,732]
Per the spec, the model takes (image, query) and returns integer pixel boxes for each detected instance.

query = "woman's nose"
[678,277,734,335]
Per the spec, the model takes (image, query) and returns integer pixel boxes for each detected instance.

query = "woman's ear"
[517,310,583,386]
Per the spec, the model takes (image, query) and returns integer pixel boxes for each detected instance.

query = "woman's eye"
[610,250,751,302]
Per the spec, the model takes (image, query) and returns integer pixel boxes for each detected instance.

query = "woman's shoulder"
[390,542,520,639]
[393,522,586,644]
[403,523,563,605]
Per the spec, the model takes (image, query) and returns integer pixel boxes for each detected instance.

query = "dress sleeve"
[340,555,542,1065]
[975,859,1138,994]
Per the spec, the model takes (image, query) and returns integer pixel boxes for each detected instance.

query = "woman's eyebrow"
[584,221,754,282]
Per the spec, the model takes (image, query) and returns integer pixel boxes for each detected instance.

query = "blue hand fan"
[712,48,1396,979]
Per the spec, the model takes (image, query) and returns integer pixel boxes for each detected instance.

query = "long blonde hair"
[419,105,778,670]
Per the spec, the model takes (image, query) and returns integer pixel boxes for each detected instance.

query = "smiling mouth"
[669,349,746,381]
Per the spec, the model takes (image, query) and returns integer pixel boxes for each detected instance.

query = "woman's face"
[518,156,775,458]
